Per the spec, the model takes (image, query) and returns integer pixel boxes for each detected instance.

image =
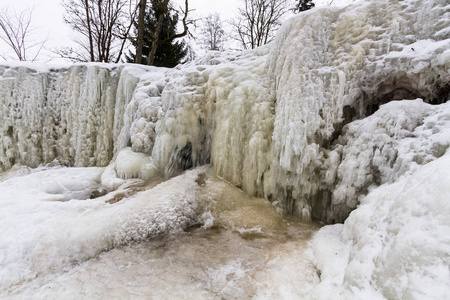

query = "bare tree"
[230,0,291,50]
[200,13,226,51]
[61,0,138,63]
[0,8,47,61]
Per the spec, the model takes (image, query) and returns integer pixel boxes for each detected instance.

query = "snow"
[312,150,450,299]
[0,165,321,299]
[329,99,450,220]
[0,167,209,292]
[0,0,449,298]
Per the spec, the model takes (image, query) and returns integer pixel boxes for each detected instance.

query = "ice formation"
[0,0,450,297]
[1,0,449,224]
[265,0,450,222]
[312,151,450,299]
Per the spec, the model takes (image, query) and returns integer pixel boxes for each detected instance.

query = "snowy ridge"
[0,168,208,292]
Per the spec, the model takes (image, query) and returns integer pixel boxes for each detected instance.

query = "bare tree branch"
[61,0,137,63]
[230,0,291,50]
[0,7,47,61]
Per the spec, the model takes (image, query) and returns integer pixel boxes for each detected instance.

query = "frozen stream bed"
[0,166,321,299]
[7,222,320,299]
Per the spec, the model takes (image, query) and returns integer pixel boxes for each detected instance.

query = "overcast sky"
[0,0,352,62]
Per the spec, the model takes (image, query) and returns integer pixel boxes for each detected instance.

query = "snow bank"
[0,167,208,291]
[312,150,450,299]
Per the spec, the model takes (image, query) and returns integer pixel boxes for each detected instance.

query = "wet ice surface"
[7,224,319,299]
[0,167,321,299]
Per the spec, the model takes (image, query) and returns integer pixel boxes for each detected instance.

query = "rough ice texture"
[0,167,208,291]
[0,0,449,224]
[0,64,141,170]
[265,0,450,222]
[328,99,450,221]
[312,151,450,299]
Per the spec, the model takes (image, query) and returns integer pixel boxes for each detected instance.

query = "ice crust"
[0,167,208,292]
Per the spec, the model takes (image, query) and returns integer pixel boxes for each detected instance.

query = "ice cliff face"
[0,65,141,169]
[0,0,449,223]
[265,0,450,222]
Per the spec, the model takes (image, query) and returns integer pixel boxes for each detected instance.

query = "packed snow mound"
[0,167,208,291]
[312,150,450,299]
[1,0,449,224]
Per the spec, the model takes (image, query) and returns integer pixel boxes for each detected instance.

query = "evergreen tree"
[126,0,187,68]
[294,0,315,13]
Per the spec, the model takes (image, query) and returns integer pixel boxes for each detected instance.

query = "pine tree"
[294,0,315,13]
[126,0,187,68]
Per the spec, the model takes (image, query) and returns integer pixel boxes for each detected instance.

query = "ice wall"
[1,0,449,223]
[0,64,143,171]
[265,0,450,222]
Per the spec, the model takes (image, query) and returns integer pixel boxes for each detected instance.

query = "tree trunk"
[147,11,164,66]
[84,0,95,61]
[135,0,147,63]
[147,0,169,66]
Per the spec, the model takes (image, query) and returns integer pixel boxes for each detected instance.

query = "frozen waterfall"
[1,1,449,224]
[0,0,450,298]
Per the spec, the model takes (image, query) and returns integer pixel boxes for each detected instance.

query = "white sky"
[0,0,351,62]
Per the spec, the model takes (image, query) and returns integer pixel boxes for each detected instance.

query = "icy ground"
[1,149,449,299]
[0,166,321,299]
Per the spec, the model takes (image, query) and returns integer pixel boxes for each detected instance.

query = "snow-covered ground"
[0,0,449,298]
[0,166,322,299]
